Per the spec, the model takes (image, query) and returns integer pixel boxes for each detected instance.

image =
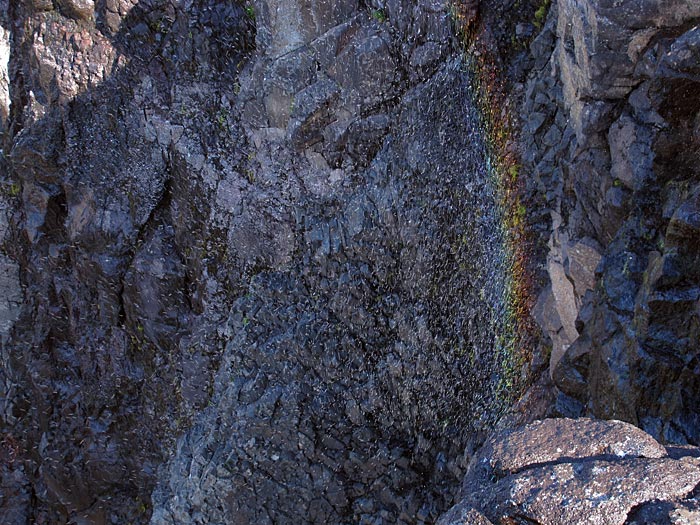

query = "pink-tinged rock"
[476,457,700,525]
[463,418,667,496]
[436,501,495,525]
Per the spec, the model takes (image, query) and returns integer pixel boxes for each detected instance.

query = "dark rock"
[255,0,359,59]
[4,0,700,522]
[287,78,341,148]
[149,55,529,524]
[626,498,700,525]
[608,113,655,190]
[329,28,397,110]
[552,334,591,400]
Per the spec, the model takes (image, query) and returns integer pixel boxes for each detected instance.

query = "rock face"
[149,1,522,519]
[521,0,700,444]
[2,0,700,522]
[443,418,700,525]
[0,0,528,523]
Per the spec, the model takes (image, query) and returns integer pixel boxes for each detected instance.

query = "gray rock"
[150,57,525,525]
[474,457,700,525]
[456,419,700,525]
[608,113,655,190]
[552,333,591,400]
[0,254,21,341]
[329,28,397,110]
[627,498,700,525]
[255,0,359,59]
[287,78,341,148]
[546,258,579,374]
[0,21,9,134]
[565,237,602,299]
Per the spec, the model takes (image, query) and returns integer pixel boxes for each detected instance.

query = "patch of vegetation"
[371,9,386,23]
[534,0,551,29]
[5,182,21,197]
[245,168,256,184]
[245,4,255,20]
[215,107,229,132]
[508,164,519,182]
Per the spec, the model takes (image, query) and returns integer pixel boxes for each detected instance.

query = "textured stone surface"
[475,457,700,525]
[150,56,521,525]
[626,498,700,525]
[462,418,667,495]
[454,419,700,525]
[523,0,700,445]
[0,9,9,133]
[3,0,700,522]
[565,238,601,299]
[435,501,494,525]
[0,0,537,523]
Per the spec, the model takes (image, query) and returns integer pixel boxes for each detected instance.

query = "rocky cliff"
[0,0,698,524]
[521,0,700,446]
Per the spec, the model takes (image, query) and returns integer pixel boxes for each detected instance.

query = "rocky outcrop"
[2,0,699,522]
[521,0,700,443]
[0,0,540,522]
[442,418,700,525]
[149,1,531,521]
[1,0,257,522]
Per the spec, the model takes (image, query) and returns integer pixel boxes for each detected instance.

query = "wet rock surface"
[0,0,529,523]
[2,0,700,522]
[150,51,517,525]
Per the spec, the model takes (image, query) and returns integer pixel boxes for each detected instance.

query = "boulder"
[454,418,700,525]
[436,501,494,525]
[462,418,667,495]
[472,457,700,525]
[56,0,94,20]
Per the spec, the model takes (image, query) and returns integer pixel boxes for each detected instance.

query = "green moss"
[371,9,386,22]
[508,164,519,182]
[534,0,551,28]
[512,200,527,228]
[245,4,255,20]
[216,107,228,131]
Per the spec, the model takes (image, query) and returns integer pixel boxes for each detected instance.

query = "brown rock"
[566,238,602,299]
[463,418,667,495]
[436,501,494,525]
[56,0,94,20]
[477,457,700,525]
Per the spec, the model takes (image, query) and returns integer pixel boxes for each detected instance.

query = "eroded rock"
[451,419,700,525]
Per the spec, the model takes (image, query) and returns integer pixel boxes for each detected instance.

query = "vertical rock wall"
[522,0,700,444]
[1,0,536,523]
